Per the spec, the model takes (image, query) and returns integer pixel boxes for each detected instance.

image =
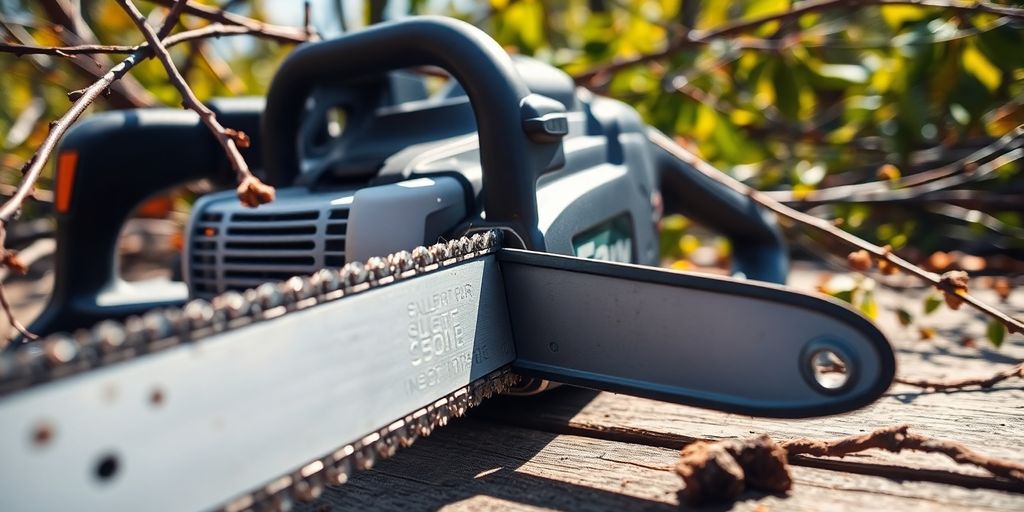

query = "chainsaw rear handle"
[26,100,263,338]
[263,16,562,250]
[648,128,788,283]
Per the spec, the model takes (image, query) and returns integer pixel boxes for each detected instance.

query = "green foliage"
[986,317,1006,347]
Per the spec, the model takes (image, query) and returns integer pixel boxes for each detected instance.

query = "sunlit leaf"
[895,308,913,327]
[859,290,878,320]
[962,44,1002,92]
[986,319,1006,348]
[880,5,927,29]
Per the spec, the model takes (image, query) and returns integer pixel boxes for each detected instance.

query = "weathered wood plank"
[477,267,1024,494]
[304,419,1024,511]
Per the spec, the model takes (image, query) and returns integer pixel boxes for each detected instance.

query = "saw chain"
[1,230,516,511]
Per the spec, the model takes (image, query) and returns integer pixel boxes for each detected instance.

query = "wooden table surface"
[8,256,1021,511]
[302,264,1024,511]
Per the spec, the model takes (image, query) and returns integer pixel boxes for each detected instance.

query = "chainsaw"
[0,16,894,512]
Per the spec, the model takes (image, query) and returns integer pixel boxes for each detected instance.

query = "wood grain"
[302,266,1024,510]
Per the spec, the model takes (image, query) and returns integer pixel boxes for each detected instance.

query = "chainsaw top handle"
[263,16,563,250]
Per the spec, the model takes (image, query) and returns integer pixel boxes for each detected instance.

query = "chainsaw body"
[0,18,896,511]
[31,18,786,335]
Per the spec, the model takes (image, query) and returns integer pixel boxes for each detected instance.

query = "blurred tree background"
[1,0,1022,272]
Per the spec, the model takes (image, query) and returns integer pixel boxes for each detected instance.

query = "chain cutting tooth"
[213,291,250,320]
[428,243,448,262]
[254,283,284,311]
[325,457,352,486]
[284,276,314,302]
[91,320,127,353]
[41,334,77,366]
[365,256,391,281]
[183,299,215,331]
[340,261,368,286]
[311,268,341,294]
[411,246,433,267]
[390,251,414,274]
[141,310,173,341]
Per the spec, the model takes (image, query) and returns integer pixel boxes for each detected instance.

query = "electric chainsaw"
[0,16,895,512]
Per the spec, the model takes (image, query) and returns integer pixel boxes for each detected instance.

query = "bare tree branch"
[765,125,1024,205]
[117,0,275,208]
[145,0,310,43]
[575,0,1024,82]
[38,0,156,108]
[648,130,1024,335]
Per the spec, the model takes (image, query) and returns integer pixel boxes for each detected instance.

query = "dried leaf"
[236,176,276,208]
[918,326,936,341]
[224,128,251,149]
[877,258,898,276]
[940,270,969,310]
[876,163,900,182]
[926,251,952,272]
[1,251,28,275]
[847,250,872,271]
[993,277,1012,301]
[676,435,791,504]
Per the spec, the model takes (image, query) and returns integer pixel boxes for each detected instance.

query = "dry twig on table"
[676,425,1024,503]
[648,130,1024,336]
[895,362,1024,391]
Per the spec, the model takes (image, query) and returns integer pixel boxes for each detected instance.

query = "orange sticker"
[55,150,78,214]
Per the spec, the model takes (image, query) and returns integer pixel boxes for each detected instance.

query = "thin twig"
[145,0,309,43]
[647,129,1024,335]
[0,22,264,58]
[0,42,138,56]
[782,425,1024,481]
[676,425,1024,503]
[0,282,33,340]
[575,0,1024,82]
[117,0,275,208]
[303,0,319,42]
[894,363,1024,391]
[764,124,1024,205]
[0,3,306,338]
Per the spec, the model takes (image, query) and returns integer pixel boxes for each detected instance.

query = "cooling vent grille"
[189,205,350,297]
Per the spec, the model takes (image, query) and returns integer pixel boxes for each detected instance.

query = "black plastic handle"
[648,128,789,283]
[27,101,263,338]
[262,16,560,249]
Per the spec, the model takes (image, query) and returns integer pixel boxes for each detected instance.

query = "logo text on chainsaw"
[405,283,484,394]
[574,238,632,263]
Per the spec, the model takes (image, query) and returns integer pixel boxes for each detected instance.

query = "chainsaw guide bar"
[0,231,515,512]
[0,229,894,511]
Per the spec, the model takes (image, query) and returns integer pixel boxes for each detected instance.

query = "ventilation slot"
[226,225,317,236]
[232,211,319,222]
[225,241,316,251]
[223,255,316,266]
[190,201,351,296]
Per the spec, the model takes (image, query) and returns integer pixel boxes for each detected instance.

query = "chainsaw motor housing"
[184,59,662,296]
[28,16,787,336]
